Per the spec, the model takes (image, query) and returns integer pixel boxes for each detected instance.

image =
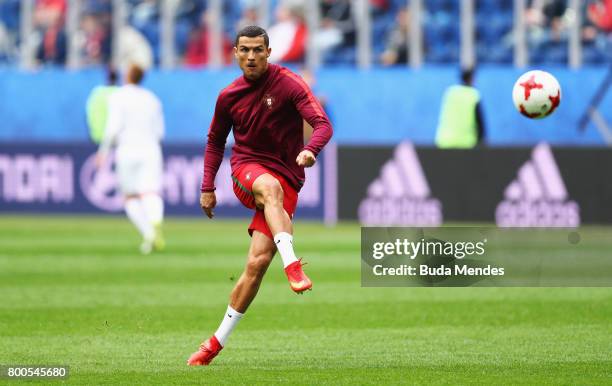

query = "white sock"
[141,194,164,225]
[274,232,298,268]
[214,305,244,347]
[124,198,154,240]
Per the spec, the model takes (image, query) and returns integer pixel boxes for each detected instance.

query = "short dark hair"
[461,67,474,85]
[107,66,118,85]
[127,64,145,84]
[235,25,269,47]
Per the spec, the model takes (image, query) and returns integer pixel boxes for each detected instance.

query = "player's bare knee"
[245,252,273,279]
[263,180,283,204]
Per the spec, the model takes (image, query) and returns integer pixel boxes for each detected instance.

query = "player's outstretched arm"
[200,191,217,219]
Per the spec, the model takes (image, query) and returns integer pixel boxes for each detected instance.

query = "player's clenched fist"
[200,191,217,219]
[296,150,316,167]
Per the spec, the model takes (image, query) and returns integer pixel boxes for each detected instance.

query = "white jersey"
[100,83,164,157]
[99,83,165,195]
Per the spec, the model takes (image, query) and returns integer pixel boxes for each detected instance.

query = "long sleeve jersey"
[99,84,164,156]
[201,63,333,192]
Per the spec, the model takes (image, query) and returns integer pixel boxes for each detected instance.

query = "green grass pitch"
[0,216,611,385]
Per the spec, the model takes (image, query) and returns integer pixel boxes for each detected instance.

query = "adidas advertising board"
[358,143,442,226]
[496,143,580,227]
[339,142,611,225]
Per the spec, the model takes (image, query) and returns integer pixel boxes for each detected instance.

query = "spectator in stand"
[236,1,260,32]
[34,0,67,65]
[116,25,154,71]
[80,10,112,66]
[129,0,160,63]
[524,0,568,47]
[268,1,307,64]
[0,0,20,63]
[174,0,206,55]
[589,0,612,31]
[589,0,612,59]
[315,0,355,54]
[176,0,206,26]
[130,0,159,31]
[0,24,14,63]
[543,0,567,42]
[184,9,234,67]
[380,7,410,66]
[370,0,389,17]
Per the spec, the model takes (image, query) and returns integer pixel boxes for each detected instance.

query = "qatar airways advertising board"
[0,143,337,221]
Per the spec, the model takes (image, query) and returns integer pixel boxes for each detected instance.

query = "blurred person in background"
[524,0,568,45]
[96,64,166,255]
[80,9,112,66]
[267,0,307,63]
[236,6,259,32]
[184,9,234,67]
[314,0,355,55]
[0,23,13,62]
[86,67,119,144]
[524,0,607,51]
[589,0,612,55]
[435,68,486,149]
[0,0,20,63]
[380,7,410,66]
[589,0,612,31]
[116,25,154,71]
[579,0,612,133]
[174,0,204,61]
[130,0,159,31]
[370,0,389,16]
[34,0,67,65]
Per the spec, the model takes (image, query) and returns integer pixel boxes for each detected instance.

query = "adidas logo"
[358,142,442,226]
[496,143,580,227]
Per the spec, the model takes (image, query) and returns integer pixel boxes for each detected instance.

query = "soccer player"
[187,26,333,366]
[435,67,486,148]
[86,66,119,144]
[95,64,166,255]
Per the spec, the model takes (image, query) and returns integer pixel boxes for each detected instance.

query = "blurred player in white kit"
[96,64,166,254]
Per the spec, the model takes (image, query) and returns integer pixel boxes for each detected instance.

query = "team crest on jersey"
[263,94,275,110]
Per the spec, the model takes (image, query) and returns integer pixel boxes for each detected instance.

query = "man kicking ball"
[187,25,333,366]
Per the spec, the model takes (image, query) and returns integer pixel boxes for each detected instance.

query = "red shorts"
[232,163,298,240]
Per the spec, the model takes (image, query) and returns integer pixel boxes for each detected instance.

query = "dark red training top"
[201,63,333,192]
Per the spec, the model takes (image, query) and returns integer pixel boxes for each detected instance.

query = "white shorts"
[115,147,163,195]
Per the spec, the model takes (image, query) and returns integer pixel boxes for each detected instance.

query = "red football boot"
[284,259,312,293]
[187,335,223,366]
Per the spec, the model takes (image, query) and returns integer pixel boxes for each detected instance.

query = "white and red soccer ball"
[512,70,561,119]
